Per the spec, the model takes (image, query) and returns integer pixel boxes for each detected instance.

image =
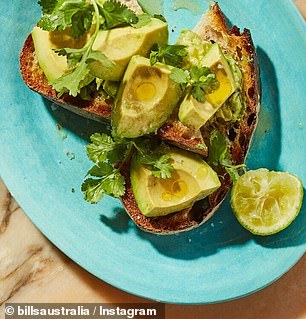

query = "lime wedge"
[231,169,304,236]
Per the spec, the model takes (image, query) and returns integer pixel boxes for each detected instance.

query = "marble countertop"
[1,2,305,318]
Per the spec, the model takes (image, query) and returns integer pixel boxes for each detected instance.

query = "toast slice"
[121,3,261,234]
[20,2,261,234]
[19,0,207,156]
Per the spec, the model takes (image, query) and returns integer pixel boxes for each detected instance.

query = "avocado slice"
[131,147,221,217]
[31,18,168,83]
[179,43,238,130]
[112,56,182,138]
[31,27,89,82]
[202,43,237,106]
[178,94,219,131]
[90,18,168,81]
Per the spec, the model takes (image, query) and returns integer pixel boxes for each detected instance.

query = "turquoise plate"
[0,0,305,304]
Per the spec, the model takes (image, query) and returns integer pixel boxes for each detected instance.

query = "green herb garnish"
[207,130,246,182]
[99,0,138,29]
[82,133,174,203]
[38,0,93,38]
[150,44,188,67]
[38,0,152,97]
[170,66,219,103]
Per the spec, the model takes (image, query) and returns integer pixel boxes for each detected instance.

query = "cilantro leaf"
[150,154,174,179]
[191,85,206,103]
[51,61,90,96]
[82,133,129,203]
[81,178,106,203]
[87,162,113,177]
[38,0,93,38]
[52,48,115,96]
[55,47,85,68]
[86,133,131,164]
[207,130,229,167]
[190,66,219,103]
[102,80,120,98]
[38,0,58,14]
[99,171,125,197]
[70,6,93,38]
[134,141,174,179]
[170,66,219,103]
[83,147,127,203]
[82,134,175,205]
[86,133,118,163]
[86,51,115,69]
[207,130,246,182]
[150,44,187,67]
[98,0,138,29]
[82,172,125,203]
[170,68,189,84]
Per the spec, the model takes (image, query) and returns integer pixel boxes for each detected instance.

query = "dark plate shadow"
[247,47,282,170]
[43,99,111,142]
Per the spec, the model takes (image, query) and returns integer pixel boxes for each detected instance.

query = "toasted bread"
[20,2,260,234]
[121,3,261,234]
[19,0,207,156]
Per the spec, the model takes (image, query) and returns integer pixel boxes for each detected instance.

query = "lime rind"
[230,169,304,236]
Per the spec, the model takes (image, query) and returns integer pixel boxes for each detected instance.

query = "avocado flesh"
[112,56,182,138]
[179,95,219,131]
[91,18,168,81]
[179,43,237,130]
[202,43,237,106]
[31,27,88,82]
[131,148,221,217]
[31,18,168,83]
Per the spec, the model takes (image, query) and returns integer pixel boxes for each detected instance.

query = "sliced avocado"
[90,18,168,81]
[112,56,182,138]
[178,43,239,130]
[32,18,168,83]
[202,43,237,107]
[177,30,212,68]
[130,147,221,217]
[31,27,88,82]
[178,94,218,131]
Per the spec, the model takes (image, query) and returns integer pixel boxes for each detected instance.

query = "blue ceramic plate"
[0,0,305,304]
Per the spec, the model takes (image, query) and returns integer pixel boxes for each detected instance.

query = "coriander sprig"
[38,0,94,38]
[170,66,219,103]
[38,0,143,38]
[207,130,246,182]
[82,133,174,204]
[37,0,153,97]
[51,0,116,96]
[150,44,188,67]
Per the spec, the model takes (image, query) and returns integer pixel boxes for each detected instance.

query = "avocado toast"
[19,1,260,234]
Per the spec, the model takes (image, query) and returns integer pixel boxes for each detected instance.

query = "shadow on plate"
[247,47,282,170]
[100,208,134,234]
[43,99,111,142]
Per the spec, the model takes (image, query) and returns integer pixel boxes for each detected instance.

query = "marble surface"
[1,2,305,318]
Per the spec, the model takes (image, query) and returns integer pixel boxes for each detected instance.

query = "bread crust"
[20,35,113,121]
[19,2,261,234]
